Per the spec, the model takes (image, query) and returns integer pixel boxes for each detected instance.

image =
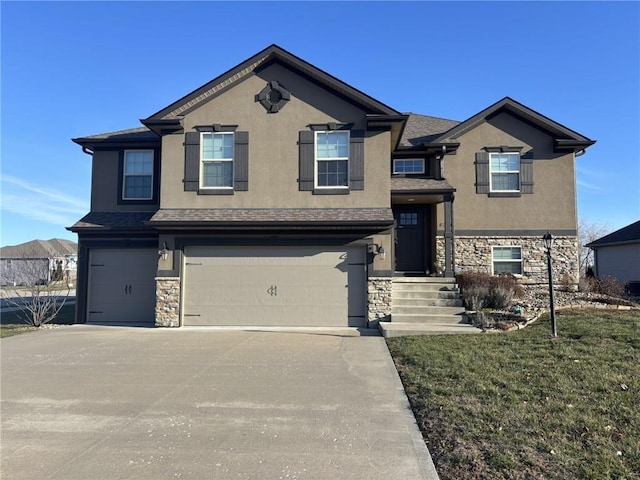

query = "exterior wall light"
[368,243,386,261]
[543,232,557,337]
[159,242,168,261]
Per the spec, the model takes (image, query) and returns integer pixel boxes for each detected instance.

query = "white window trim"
[200,132,234,189]
[314,130,349,189]
[491,245,523,276]
[393,158,425,174]
[489,152,520,193]
[123,149,154,200]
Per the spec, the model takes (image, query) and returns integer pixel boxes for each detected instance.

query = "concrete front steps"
[379,277,482,338]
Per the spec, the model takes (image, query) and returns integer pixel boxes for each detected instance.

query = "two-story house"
[69,44,594,331]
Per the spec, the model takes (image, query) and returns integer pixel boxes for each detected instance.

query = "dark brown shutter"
[520,152,534,194]
[184,132,200,191]
[234,131,249,191]
[349,130,365,190]
[475,151,490,194]
[298,130,314,191]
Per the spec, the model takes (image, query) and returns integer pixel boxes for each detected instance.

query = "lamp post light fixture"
[543,232,557,338]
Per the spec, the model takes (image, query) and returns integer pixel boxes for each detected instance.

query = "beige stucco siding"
[160,63,391,209]
[437,112,577,232]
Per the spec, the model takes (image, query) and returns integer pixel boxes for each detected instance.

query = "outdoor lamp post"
[543,232,557,338]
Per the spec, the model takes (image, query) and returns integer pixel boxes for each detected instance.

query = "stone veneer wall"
[155,277,180,327]
[436,236,579,284]
[368,277,392,326]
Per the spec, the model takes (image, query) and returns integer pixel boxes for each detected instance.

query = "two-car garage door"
[183,246,366,327]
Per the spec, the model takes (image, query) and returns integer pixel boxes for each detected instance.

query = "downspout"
[82,146,94,156]
[575,149,586,158]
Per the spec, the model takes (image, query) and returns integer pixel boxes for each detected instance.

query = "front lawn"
[387,309,640,480]
[0,303,76,338]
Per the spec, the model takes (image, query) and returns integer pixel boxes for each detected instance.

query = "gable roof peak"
[430,96,595,152]
[143,44,400,122]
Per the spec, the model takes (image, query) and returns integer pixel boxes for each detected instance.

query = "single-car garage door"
[87,249,157,325]
[183,246,366,327]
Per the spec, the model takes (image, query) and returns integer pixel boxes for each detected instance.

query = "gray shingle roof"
[398,113,459,147]
[587,220,640,247]
[68,212,156,231]
[72,127,159,148]
[148,208,394,226]
[391,178,455,192]
[0,239,77,258]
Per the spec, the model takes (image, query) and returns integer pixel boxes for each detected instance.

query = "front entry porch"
[392,191,455,277]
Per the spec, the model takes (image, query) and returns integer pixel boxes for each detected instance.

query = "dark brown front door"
[394,207,425,272]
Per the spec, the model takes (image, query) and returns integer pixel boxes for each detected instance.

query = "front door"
[394,207,426,273]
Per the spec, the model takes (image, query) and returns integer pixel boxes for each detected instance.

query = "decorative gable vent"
[257,81,291,113]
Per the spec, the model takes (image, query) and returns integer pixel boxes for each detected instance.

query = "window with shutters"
[201,132,234,188]
[475,148,533,196]
[492,246,523,275]
[490,152,520,192]
[184,127,248,194]
[123,150,154,200]
[315,131,349,188]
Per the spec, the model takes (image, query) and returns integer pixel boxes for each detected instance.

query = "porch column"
[443,193,455,277]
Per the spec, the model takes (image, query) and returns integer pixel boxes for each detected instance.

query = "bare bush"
[462,285,489,311]
[487,286,515,310]
[3,246,71,327]
[584,276,626,297]
[457,272,522,310]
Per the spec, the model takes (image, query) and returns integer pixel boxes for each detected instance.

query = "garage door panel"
[185,284,348,307]
[183,246,366,327]
[184,305,350,327]
[88,249,157,325]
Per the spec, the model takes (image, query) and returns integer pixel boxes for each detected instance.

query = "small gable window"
[490,152,520,192]
[123,150,153,200]
[393,158,425,174]
[492,246,522,275]
[201,132,234,188]
[316,131,349,188]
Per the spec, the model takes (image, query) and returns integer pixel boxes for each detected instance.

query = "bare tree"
[578,218,611,276]
[2,245,71,327]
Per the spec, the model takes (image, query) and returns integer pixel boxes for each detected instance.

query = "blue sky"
[1,1,639,247]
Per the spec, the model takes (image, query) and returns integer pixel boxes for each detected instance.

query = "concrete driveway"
[1,325,439,480]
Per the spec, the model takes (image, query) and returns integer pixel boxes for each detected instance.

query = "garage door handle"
[124,285,132,295]
[267,285,277,297]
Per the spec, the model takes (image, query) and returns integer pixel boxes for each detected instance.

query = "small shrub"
[559,273,576,291]
[457,271,523,310]
[585,276,625,297]
[462,285,489,310]
[487,285,514,310]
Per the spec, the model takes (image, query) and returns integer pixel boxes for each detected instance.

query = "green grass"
[387,309,640,480]
[0,303,76,337]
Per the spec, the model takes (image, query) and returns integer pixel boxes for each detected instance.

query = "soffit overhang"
[366,114,409,151]
[72,127,160,150]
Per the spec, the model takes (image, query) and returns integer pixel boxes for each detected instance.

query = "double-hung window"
[315,131,349,188]
[490,152,520,192]
[201,132,234,188]
[492,246,522,275]
[123,150,153,200]
[393,158,425,174]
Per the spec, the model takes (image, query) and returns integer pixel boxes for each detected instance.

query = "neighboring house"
[587,220,640,294]
[0,239,77,286]
[68,44,595,328]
